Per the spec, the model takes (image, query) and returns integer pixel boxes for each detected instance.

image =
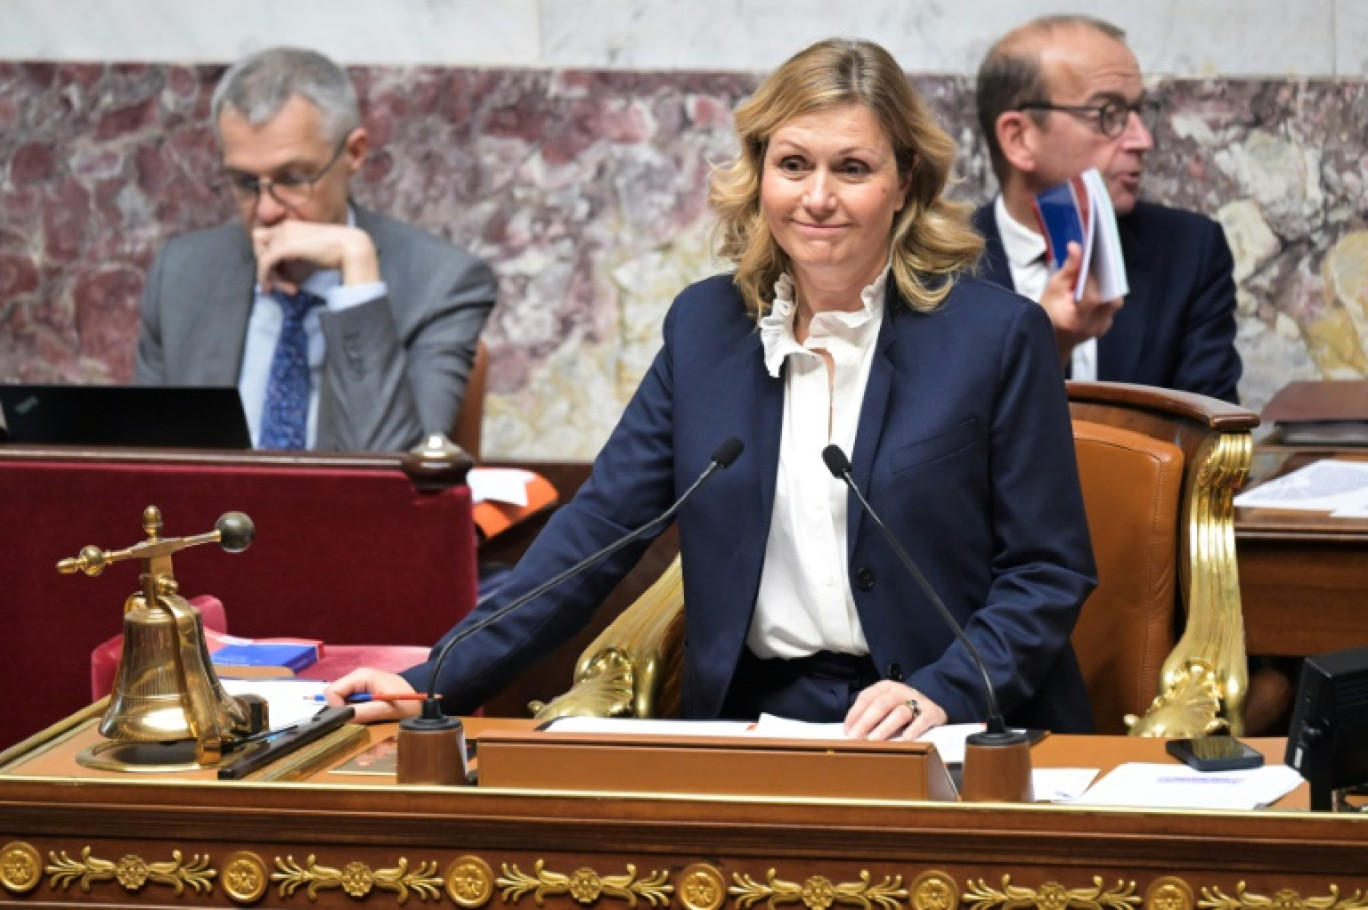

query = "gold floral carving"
[1146,877,1194,910]
[731,869,909,910]
[273,855,444,903]
[497,860,673,907]
[679,864,727,910]
[1200,883,1368,910]
[963,876,1140,910]
[223,851,269,904]
[448,856,496,908]
[0,841,42,894]
[911,872,959,910]
[46,847,216,895]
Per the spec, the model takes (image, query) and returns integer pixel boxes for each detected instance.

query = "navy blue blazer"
[404,273,1098,732]
[973,201,1242,403]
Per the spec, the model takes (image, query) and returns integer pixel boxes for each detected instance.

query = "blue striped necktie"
[259,289,325,450]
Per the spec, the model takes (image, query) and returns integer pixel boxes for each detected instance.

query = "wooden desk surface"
[1236,447,1368,656]
[1,713,1365,910]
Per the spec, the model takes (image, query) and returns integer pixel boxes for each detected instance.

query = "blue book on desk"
[211,641,319,674]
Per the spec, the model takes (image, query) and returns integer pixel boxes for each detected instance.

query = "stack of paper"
[1032,168,1129,302]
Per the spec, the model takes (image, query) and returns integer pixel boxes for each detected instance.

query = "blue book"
[211,641,319,673]
[1030,168,1128,302]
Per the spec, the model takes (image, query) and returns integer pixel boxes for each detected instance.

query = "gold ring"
[904,698,921,719]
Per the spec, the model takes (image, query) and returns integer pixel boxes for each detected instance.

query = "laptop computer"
[0,384,252,449]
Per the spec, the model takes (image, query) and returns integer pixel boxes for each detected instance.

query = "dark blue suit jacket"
[973,201,1242,403]
[404,273,1098,732]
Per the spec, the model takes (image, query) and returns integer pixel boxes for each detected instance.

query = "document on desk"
[1233,458,1368,514]
[1070,762,1304,810]
[222,677,328,729]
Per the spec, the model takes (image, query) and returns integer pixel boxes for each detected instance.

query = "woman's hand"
[324,668,424,723]
[844,679,948,740]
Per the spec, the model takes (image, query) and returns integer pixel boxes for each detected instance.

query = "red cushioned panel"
[2,459,476,747]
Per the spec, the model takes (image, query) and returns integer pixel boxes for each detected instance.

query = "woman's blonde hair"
[710,38,983,317]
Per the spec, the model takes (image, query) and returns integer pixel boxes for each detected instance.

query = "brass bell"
[59,506,268,771]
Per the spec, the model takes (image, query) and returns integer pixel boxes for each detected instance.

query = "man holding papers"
[973,15,1242,403]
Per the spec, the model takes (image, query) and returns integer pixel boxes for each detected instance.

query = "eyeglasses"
[1016,97,1162,139]
[222,136,349,208]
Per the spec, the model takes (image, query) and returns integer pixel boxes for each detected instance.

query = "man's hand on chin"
[252,221,380,293]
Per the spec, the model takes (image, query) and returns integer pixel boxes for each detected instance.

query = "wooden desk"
[1,713,1366,910]
[1236,448,1368,656]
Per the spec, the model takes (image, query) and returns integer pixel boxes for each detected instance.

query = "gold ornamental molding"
[680,864,728,910]
[273,854,445,903]
[963,876,1140,910]
[497,860,673,907]
[731,869,910,910]
[448,856,496,908]
[1200,883,1368,910]
[1146,877,1194,910]
[911,872,960,910]
[45,846,216,895]
[0,841,42,894]
[223,851,269,904]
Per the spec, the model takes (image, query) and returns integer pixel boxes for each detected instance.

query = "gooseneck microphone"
[397,436,747,783]
[822,443,1032,801]
[821,444,1009,734]
[421,435,744,702]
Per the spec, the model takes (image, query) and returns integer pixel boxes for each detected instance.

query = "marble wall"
[3,1,1368,458]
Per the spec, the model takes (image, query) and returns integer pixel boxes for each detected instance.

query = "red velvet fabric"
[3,456,477,748]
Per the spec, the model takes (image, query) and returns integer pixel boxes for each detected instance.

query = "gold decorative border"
[273,854,445,902]
[963,876,1140,910]
[4,846,1367,910]
[46,847,216,895]
[731,869,909,910]
[497,860,673,906]
[1200,883,1368,910]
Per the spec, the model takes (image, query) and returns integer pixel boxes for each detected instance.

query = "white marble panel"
[1334,0,1368,76]
[0,0,541,65]
[0,0,1342,74]
[542,0,1339,76]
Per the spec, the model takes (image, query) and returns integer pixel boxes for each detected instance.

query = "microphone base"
[960,729,1034,803]
[397,711,469,786]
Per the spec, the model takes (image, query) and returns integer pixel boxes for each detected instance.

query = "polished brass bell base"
[76,738,266,773]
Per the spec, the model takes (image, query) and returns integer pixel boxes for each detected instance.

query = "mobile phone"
[1165,735,1264,772]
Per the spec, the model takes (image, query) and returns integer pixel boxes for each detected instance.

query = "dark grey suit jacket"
[135,206,496,451]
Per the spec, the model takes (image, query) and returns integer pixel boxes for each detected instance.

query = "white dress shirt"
[238,207,388,448]
[993,196,1097,381]
[747,268,887,659]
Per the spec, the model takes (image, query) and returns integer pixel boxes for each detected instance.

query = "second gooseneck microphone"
[821,443,1010,735]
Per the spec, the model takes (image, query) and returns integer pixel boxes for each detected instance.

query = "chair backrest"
[0,446,478,748]
[1066,381,1259,736]
[1069,419,1183,733]
[534,382,1259,738]
[451,340,488,462]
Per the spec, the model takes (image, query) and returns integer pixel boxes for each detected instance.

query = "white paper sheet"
[1234,459,1368,512]
[1034,768,1099,802]
[467,467,536,506]
[1068,762,1304,810]
[222,677,329,730]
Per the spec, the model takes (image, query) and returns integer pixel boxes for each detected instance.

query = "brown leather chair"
[532,382,1260,739]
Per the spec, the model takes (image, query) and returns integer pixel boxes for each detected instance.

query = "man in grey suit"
[136,47,496,452]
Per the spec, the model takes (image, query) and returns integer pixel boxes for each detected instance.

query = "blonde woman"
[335,38,1097,738]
